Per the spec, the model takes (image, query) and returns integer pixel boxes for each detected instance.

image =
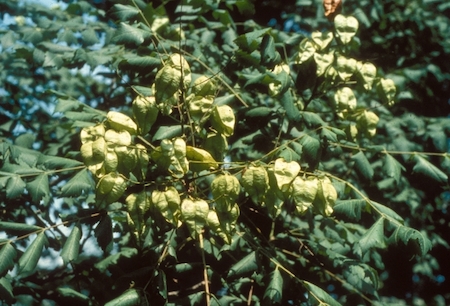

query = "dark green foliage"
[0,0,449,305]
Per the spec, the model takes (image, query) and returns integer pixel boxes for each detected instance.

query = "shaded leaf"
[18,232,48,275]
[61,168,94,197]
[351,151,374,181]
[105,289,141,306]
[26,173,50,203]
[356,218,386,256]
[227,251,258,279]
[303,280,342,306]
[0,277,14,304]
[371,201,403,223]
[333,199,365,220]
[263,267,283,304]
[390,225,432,256]
[383,154,404,183]
[94,215,113,252]
[0,243,17,276]
[57,287,90,302]
[5,174,26,199]
[95,248,138,273]
[0,222,43,235]
[112,22,149,45]
[412,155,448,184]
[152,125,183,142]
[61,224,82,265]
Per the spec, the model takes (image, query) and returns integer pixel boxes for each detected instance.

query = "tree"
[0,0,449,305]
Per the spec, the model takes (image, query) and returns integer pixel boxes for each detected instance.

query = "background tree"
[0,0,449,305]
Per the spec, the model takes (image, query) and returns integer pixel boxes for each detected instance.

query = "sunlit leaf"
[351,151,374,181]
[355,218,386,256]
[263,267,283,304]
[333,199,365,220]
[412,155,448,184]
[105,289,141,306]
[60,168,94,197]
[227,251,258,279]
[57,287,90,302]
[303,280,342,306]
[0,277,14,304]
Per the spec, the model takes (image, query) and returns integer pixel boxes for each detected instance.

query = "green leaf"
[0,277,14,304]
[390,225,432,256]
[61,224,82,265]
[263,267,283,304]
[383,154,404,183]
[26,173,50,203]
[0,222,43,235]
[412,155,448,184]
[303,280,342,306]
[112,22,149,45]
[333,199,365,220]
[18,231,48,275]
[57,287,90,302]
[105,289,141,306]
[261,34,280,67]
[61,168,94,197]
[234,28,269,52]
[299,134,321,168]
[152,125,183,142]
[111,4,140,20]
[5,174,26,199]
[227,251,258,279]
[95,248,138,273]
[38,154,84,169]
[370,201,403,223]
[0,242,17,276]
[94,215,113,253]
[121,54,161,69]
[351,151,374,181]
[355,218,386,256]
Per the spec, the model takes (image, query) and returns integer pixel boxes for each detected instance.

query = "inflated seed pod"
[96,172,127,205]
[107,111,138,135]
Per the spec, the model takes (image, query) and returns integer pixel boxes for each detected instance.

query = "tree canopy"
[0,0,449,305]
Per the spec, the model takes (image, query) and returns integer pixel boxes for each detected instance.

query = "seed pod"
[96,172,127,205]
[211,173,241,212]
[290,176,318,215]
[181,198,209,237]
[273,158,301,192]
[133,143,149,180]
[80,142,94,164]
[132,96,159,135]
[92,137,106,162]
[241,165,269,204]
[104,149,118,173]
[203,133,228,162]
[105,129,132,147]
[313,176,337,216]
[80,123,106,144]
[188,96,214,124]
[210,105,235,137]
[192,75,216,97]
[357,110,379,137]
[186,146,218,172]
[152,186,181,227]
[107,111,138,135]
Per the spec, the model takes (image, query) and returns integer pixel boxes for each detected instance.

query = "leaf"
[18,231,48,275]
[152,125,183,142]
[355,218,386,256]
[5,174,26,199]
[412,155,448,184]
[351,151,374,181]
[234,28,269,52]
[299,134,321,168]
[105,289,141,306]
[26,173,50,203]
[383,154,404,183]
[111,4,140,20]
[95,247,138,273]
[303,280,342,306]
[0,221,43,235]
[94,215,113,252]
[263,267,283,304]
[333,199,365,220]
[390,225,432,256]
[112,22,149,45]
[261,34,280,67]
[0,277,14,304]
[370,201,403,223]
[61,224,82,265]
[57,287,90,302]
[0,242,17,276]
[61,168,94,197]
[38,155,84,169]
[227,251,258,279]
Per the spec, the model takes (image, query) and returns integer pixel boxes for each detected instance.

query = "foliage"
[0,0,449,305]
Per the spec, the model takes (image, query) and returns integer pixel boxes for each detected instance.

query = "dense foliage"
[0,0,449,305]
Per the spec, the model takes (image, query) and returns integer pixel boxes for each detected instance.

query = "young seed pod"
[92,137,106,162]
[186,146,218,172]
[152,186,181,227]
[181,198,209,237]
[96,172,127,205]
[290,176,319,215]
[107,111,138,135]
[191,75,216,97]
[103,149,118,173]
[211,173,241,212]
[80,123,106,144]
[105,129,132,147]
[132,96,159,135]
[210,105,235,137]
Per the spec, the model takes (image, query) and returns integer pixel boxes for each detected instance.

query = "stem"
[198,232,211,305]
